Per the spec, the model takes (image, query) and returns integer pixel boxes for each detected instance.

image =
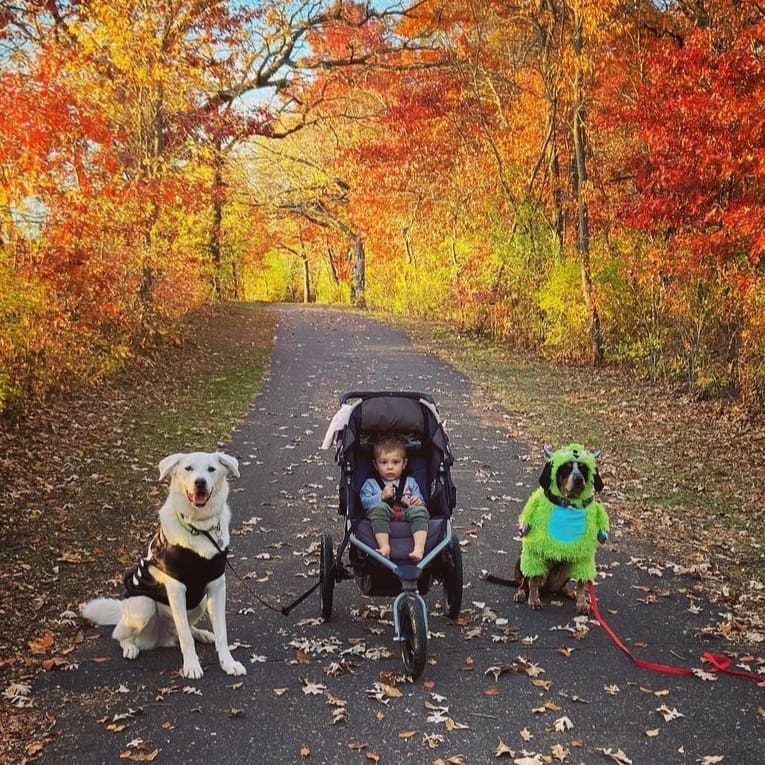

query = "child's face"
[375,449,407,481]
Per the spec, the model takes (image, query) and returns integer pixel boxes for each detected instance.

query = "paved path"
[37,305,763,764]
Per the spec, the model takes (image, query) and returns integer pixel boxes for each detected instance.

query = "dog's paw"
[528,598,543,611]
[181,660,204,679]
[576,601,591,615]
[513,590,527,604]
[191,628,215,644]
[121,642,140,660]
[221,658,247,676]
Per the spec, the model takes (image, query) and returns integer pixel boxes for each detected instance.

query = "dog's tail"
[484,573,520,588]
[80,598,123,625]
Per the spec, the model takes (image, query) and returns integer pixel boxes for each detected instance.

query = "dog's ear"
[539,461,553,490]
[594,469,604,493]
[158,453,184,481]
[217,452,240,478]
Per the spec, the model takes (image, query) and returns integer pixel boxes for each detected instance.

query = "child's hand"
[408,495,422,505]
[381,485,394,500]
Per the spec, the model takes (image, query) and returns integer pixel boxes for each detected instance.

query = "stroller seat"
[352,517,448,562]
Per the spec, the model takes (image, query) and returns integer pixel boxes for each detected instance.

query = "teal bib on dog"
[548,506,586,544]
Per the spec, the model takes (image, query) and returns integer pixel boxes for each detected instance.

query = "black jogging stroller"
[319,391,463,679]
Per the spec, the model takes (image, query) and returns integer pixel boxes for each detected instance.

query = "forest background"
[2,0,765,418]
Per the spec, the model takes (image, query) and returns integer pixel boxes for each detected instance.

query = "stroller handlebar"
[339,390,437,406]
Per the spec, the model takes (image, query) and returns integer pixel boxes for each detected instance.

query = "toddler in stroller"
[319,391,463,679]
[360,434,429,561]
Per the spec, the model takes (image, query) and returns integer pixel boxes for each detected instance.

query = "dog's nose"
[194,477,208,493]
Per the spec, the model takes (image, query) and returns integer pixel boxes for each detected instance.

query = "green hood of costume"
[543,443,600,506]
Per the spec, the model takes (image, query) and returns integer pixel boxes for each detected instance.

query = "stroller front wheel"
[319,533,335,621]
[399,596,428,679]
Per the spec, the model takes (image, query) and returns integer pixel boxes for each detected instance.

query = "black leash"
[190,524,287,615]
[280,580,322,616]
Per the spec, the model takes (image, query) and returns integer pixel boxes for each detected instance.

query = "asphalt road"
[36,305,763,765]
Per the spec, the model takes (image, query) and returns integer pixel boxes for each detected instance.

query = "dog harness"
[124,525,228,610]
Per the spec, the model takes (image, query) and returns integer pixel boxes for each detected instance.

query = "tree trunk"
[571,10,603,365]
[403,228,415,265]
[327,245,340,283]
[548,113,565,258]
[351,236,365,306]
[210,143,224,300]
[301,252,311,303]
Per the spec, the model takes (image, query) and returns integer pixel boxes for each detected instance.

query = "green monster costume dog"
[514,443,609,613]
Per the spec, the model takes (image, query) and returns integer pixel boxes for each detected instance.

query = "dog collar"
[544,490,594,508]
[176,512,222,538]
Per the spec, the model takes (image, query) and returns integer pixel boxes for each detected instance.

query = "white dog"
[81,451,246,678]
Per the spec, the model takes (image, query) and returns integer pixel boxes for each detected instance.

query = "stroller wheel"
[442,533,463,619]
[399,597,428,679]
[319,533,335,621]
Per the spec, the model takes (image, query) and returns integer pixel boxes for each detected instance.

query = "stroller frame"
[319,390,463,679]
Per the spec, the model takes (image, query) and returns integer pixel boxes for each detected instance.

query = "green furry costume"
[518,443,609,582]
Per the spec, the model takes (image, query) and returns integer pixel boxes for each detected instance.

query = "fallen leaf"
[656,704,685,722]
[495,738,514,757]
[28,632,54,654]
[645,728,660,737]
[553,715,573,732]
[299,745,310,759]
[551,743,568,761]
[300,680,327,696]
[118,750,159,762]
[515,756,545,765]
[331,707,347,724]
[422,732,444,748]
[485,663,514,681]
[25,741,45,758]
[597,747,632,765]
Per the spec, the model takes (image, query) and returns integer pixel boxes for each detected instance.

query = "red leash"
[587,581,764,684]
